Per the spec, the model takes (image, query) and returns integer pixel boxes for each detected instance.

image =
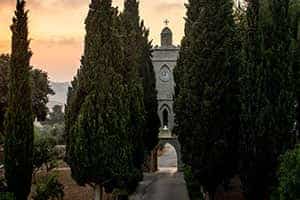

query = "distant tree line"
[174,0,300,199]
[41,105,65,145]
[0,54,54,142]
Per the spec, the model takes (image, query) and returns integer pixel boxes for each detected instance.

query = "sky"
[0,0,186,82]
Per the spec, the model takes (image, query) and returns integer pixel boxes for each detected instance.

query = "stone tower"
[151,25,179,133]
[152,24,182,170]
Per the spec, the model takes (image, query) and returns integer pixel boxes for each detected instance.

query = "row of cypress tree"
[3,0,159,199]
[65,0,159,199]
[174,0,299,199]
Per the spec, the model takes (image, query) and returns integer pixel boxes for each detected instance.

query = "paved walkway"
[130,143,190,200]
[130,172,190,200]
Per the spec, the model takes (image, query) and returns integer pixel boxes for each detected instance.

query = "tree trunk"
[94,184,102,200]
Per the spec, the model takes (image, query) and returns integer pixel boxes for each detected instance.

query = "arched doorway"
[157,143,178,173]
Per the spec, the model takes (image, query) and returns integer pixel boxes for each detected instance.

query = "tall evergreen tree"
[138,25,160,159]
[239,1,264,197]
[0,55,9,138]
[4,0,34,199]
[174,0,240,197]
[116,2,160,195]
[120,0,160,173]
[120,0,145,174]
[174,0,202,168]
[65,0,134,199]
[239,0,295,199]
[294,35,300,139]
[290,0,300,136]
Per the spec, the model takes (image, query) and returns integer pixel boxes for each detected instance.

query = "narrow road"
[131,143,190,200]
[141,172,190,200]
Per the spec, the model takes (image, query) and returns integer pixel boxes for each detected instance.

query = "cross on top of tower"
[164,19,170,26]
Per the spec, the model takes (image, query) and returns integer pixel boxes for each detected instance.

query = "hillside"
[48,82,69,110]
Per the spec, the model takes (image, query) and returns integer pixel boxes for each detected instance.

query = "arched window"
[163,109,169,128]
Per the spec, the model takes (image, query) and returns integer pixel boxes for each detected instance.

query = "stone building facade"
[151,26,179,132]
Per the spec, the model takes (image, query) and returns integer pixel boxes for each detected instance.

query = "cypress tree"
[65,0,134,199]
[4,0,34,199]
[117,2,160,194]
[239,0,295,199]
[0,55,9,139]
[295,37,300,139]
[136,25,160,172]
[117,0,146,194]
[239,1,263,197]
[174,0,240,196]
[139,26,160,159]
[121,0,145,171]
[120,0,160,172]
[174,0,202,168]
[290,1,300,137]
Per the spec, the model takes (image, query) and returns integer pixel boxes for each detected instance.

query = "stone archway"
[158,137,183,171]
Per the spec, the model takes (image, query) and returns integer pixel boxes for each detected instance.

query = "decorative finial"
[164,19,170,27]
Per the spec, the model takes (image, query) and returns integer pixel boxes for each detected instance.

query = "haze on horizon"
[0,0,186,82]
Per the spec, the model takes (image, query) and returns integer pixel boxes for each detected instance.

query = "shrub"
[0,192,14,200]
[272,145,300,200]
[184,165,204,200]
[32,173,64,200]
[33,133,58,173]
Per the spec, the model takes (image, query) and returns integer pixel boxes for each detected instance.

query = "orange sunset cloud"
[0,0,186,81]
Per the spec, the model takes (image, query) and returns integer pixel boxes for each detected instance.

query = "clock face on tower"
[159,67,170,82]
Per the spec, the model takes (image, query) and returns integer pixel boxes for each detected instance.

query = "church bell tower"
[151,21,183,171]
[161,19,173,46]
[151,22,179,132]
[161,26,173,46]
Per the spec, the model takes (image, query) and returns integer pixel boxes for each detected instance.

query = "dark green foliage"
[31,69,55,121]
[42,105,64,126]
[120,0,159,158]
[289,0,300,135]
[49,124,65,145]
[42,105,65,145]
[139,28,160,155]
[65,0,135,194]
[173,0,201,168]
[32,174,64,200]
[0,55,54,142]
[0,192,15,200]
[4,1,34,199]
[116,0,160,194]
[295,42,300,137]
[33,132,58,173]
[0,55,9,139]
[239,0,296,199]
[31,130,63,200]
[183,165,204,200]
[273,145,300,200]
[174,0,240,196]
[120,0,146,173]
